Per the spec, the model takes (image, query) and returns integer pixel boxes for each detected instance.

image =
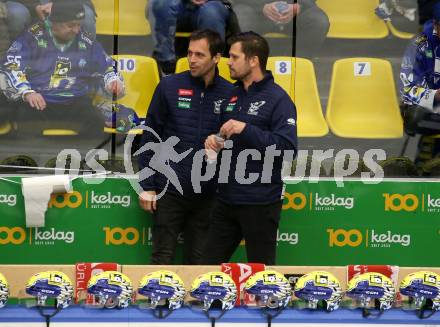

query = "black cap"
[49,0,85,23]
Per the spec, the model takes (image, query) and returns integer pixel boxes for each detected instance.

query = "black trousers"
[202,200,282,265]
[151,192,214,265]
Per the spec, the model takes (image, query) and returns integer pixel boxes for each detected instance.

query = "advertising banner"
[0,177,439,267]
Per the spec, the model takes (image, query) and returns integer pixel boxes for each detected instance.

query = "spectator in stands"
[0,0,130,135]
[137,30,235,265]
[202,32,297,265]
[0,1,9,57]
[233,0,329,58]
[399,1,440,167]
[148,0,239,75]
[6,0,96,39]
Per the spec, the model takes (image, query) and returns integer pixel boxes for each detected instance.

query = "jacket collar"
[187,66,221,89]
[234,71,274,93]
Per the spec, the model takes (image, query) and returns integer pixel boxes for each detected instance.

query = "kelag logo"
[0,194,17,207]
[283,192,354,211]
[0,227,26,244]
[103,227,183,246]
[383,193,418,212]
[0,227,74,245]
[89,191,131,209]
[49,191,83,208]
[327,228,411,248]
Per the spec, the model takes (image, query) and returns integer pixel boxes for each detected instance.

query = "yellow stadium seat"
[175,57,235,83]
[386,21,415,39]
[93,0,151,36]
[0,122,12,135]
[267,57,328,137]
[325,58,403,138]
[113,55,160,118]
[316,0,388,38]
[42,129,78,136]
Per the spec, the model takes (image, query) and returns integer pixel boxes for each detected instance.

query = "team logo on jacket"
[247,101,266,115]
[213,99,225,114]
[226,96,238,112]
[177,89,193,109]
[287,118,296,126]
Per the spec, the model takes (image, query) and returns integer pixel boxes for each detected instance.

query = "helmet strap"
[37,305,61,327]
[203,308,227,327]
[417,300,436,319]
[262,306,284,327]
[152,305,173,319]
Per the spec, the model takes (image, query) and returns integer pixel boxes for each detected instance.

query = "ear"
[249,55,259,69]
[213,53,221,65]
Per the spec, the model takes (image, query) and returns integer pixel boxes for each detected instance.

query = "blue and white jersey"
[1,22,122,103]
[400,20,440,111]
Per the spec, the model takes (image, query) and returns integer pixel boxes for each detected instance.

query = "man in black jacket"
[6,0,96,38]
[138,29,235,265]
[202,32,297,265]
[234,0,329,58]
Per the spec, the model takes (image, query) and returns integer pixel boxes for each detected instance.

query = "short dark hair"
[189,29,224,58]
[228,31,269,73]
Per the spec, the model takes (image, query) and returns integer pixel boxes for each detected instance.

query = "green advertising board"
[0,176,439,266]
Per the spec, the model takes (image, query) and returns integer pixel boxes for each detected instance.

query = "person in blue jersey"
[137,29,235,265]
[202,32,297,265]
[399,2,440,167]
[0,0,127,136]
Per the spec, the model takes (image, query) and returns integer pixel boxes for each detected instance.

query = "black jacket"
[138,71,235,197]
[217,72,297,205]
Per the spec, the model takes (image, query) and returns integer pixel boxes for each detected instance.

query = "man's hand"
[139,191,157,213]
[106,80,124,97]
[278,4,298,24]
[35,2,53,20]
[220,119,246,138]
[205,134,224,152]
[263,2,298,24]
[191,0,208,5]
[24,92,46,110]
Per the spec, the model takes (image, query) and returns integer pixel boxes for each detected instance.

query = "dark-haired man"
[203,32,297,265]
[138,29,235,264]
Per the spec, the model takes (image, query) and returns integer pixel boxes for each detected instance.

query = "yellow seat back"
[93,0,151,35]
[175,57,234,83]
[326,58,403,138]
[113,55,160,118]
[316,0,388,38]
[386,21,415,39]
[267,57,328,137]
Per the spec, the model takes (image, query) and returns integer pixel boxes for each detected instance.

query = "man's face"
[187,38,218,78]
[228,42,252,81]
[51,20,82,42]
[435,20,440,37]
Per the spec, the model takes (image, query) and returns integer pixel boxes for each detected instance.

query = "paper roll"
[21,175,72,227]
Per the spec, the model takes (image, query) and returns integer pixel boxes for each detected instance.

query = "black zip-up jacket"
[138,70,234,197]
[217,72,297,205]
